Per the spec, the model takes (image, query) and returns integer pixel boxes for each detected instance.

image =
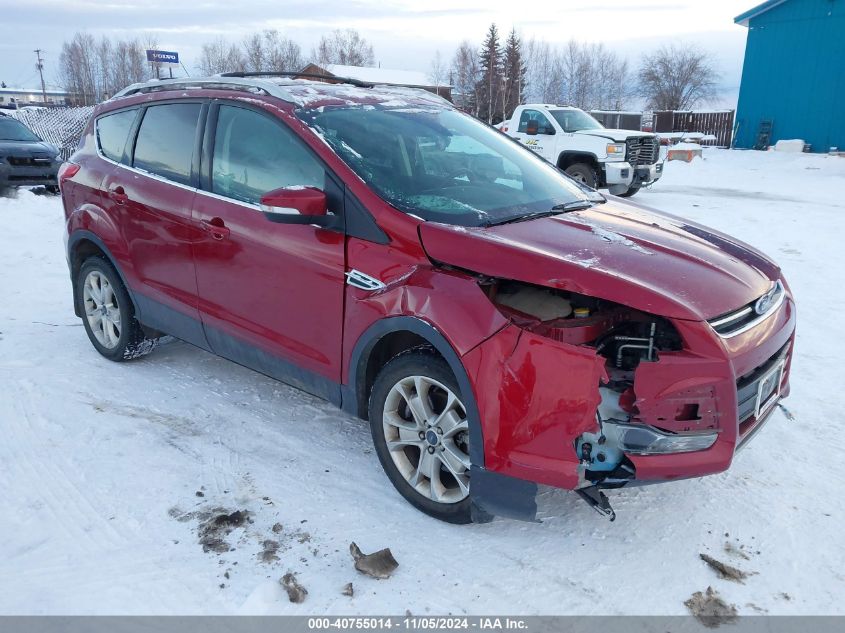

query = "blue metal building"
[734,0,845,152]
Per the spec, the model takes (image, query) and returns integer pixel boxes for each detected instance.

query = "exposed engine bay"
[484,278,716,519]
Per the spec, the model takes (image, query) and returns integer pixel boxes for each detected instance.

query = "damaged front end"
[469,278,731,521]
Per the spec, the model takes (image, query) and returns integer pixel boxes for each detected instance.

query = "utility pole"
[34,49,47,106]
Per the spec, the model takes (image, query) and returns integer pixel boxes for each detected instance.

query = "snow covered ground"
[1,149,844,616]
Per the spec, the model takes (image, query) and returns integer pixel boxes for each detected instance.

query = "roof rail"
[110,76,296,102]
[219,71,373,89]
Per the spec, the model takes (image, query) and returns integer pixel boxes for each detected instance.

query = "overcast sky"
[0,0,752,107]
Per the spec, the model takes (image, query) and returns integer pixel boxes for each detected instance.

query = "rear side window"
[133,103,201,186]
[96,109,137,162]
[211,104,324,205]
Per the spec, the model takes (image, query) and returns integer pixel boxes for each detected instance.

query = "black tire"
[617,185,641,198]
[45,185,61,195]
[368,351,472,524]
[564,162,598,188]
[77,257,158,362]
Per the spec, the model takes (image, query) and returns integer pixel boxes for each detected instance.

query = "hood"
[574,128,653,142]
[0,139,59,158]
[418,200,780,321]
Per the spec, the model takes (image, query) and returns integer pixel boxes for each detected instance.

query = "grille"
[708,281,785,338]
[8,155,52,167]
[736,344,789,424]
[626,137,660,166]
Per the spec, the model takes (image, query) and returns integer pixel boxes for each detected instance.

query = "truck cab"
[503,105,663,197]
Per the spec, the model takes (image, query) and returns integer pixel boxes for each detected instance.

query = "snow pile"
[774,139,806,153]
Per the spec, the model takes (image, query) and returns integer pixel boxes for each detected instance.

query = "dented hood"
[418,200,780,321]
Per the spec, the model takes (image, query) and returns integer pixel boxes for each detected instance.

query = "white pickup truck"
[502,104,663,197]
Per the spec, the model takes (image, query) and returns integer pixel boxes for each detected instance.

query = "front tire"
[368,351,472,524]
[77,257,158,362]
[564,163,598,188]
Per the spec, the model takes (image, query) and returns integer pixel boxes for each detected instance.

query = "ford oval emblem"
[754,286,776,315]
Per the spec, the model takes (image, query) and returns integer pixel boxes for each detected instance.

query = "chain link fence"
[3,106,96,161]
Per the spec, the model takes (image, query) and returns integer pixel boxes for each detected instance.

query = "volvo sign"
[146,50,179,65]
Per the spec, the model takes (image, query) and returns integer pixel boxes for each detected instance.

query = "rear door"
[191,101,345,399]
[101,101,208,346]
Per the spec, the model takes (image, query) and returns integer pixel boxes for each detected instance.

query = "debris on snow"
[699,553,753,583]
[272,522,284,534]
[197,509,250,554]
[260,539,280,563]
[342,582,354,597]
[684,587,738,628]
[723,541,751,560]
[280,572,308,603]
[350,542,399,579]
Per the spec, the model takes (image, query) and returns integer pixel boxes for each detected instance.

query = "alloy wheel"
[382,375,470,504]
[83,270,121,349]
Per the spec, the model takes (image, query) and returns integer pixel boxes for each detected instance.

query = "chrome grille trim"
[708,281,785,338]
[625,137,660,166]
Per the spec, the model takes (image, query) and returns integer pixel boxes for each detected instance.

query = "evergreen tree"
[476,24,502,124]
[502,29,528,121]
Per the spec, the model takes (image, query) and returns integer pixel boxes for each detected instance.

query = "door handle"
[108,184,128,204]
[200,217,230,240]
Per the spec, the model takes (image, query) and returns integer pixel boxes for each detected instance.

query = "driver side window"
[517,109,555,135]
[211,105,324,205]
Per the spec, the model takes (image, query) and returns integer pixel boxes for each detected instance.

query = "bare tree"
[428,50,446,89]
[59,32,98,105]
[313,29,374,67]
[450,41,480,115]
[263,30,302,71]
[524,39,633,111]
[198,37,245,75]
[242,32,267,72]
[525,39,562,104]
[638,44,718,110]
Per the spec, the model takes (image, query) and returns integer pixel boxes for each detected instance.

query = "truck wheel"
[617,185,641,198]
[77,257,158,362]
[564,163,597,188]
[368,351,472,524]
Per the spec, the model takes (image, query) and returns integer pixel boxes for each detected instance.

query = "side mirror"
[259,187,338,228]
[525,120,539,136]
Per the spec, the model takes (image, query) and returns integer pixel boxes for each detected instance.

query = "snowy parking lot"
[1,148,844,616]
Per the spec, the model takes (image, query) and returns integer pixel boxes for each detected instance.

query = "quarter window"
[211,105,324,205]
[133,103,201,186]
[96,109,137,162]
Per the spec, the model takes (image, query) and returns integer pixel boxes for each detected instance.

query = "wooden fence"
[653,110,735,147]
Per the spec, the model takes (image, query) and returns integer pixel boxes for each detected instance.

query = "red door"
[102,102,206,343]
[191,103,345,394]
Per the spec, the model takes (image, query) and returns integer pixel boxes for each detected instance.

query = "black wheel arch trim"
[342,315,538,522]
[557,150,601,169]
[342,316,484,466]
[67,230,139,319]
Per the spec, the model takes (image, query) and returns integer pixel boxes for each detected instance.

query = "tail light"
[58,162,80,190]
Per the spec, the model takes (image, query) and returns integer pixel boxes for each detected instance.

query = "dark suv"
[0,114,61,192]
[60,75,795,523]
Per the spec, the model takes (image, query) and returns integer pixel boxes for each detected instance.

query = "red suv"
[60,74,795,524]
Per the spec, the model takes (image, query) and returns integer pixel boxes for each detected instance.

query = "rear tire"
[77,257,158,362]
[617,185,641,197]
[368,351,472,524]
[564,163,598,189]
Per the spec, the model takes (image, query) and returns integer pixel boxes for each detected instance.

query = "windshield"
[549,110,604,133]
[0,118,41,142]
[299,106,589,227]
